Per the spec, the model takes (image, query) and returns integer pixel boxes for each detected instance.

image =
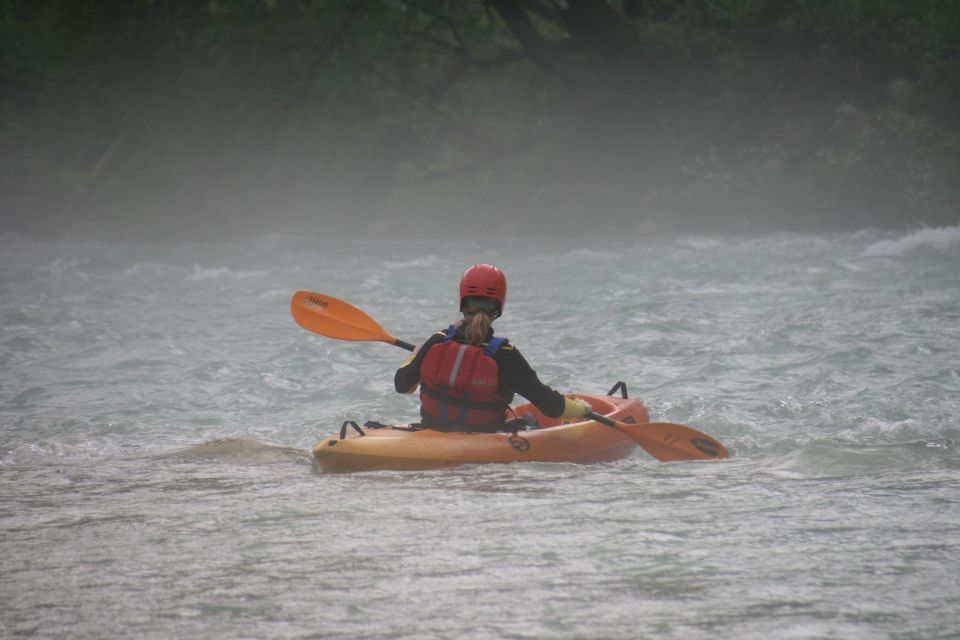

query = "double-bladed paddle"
[291,290,729,462]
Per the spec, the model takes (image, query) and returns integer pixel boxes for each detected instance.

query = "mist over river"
[2,227,959,639]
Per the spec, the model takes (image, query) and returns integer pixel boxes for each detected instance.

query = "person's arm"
[394,333,444,393]
[498,347,589,418]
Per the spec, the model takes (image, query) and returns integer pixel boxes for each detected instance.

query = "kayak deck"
[313,391,650,473]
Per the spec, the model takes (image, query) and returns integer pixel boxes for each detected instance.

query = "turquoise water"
[2,227,959,639]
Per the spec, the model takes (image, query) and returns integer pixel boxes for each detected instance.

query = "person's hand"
[561,397,593,419]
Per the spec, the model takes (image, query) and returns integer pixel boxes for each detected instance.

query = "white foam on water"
[863,225,960,256]
[382,255,442,269]
[187,264,267,280]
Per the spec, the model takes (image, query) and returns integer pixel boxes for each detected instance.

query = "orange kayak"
[313,390,650,473]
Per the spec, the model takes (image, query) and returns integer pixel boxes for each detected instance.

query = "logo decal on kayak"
[691,438,720,457]
[509,435,530,452]
[305,296,328,311]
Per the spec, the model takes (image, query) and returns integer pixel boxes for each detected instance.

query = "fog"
[3,1,958,243]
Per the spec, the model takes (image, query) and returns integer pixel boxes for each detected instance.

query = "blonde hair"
[457,310,493,346]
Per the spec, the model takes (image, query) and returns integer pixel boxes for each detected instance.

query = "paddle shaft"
[588,411,625,429]
[589,411,659,445]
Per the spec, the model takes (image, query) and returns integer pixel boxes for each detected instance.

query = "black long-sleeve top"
[394,329,567,418]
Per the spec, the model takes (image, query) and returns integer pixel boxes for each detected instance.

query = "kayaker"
[394,263,592,432]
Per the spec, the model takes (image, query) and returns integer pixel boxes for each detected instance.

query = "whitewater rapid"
[2,226,958,639]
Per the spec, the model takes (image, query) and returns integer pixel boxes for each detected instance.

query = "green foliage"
[1,0,957,237]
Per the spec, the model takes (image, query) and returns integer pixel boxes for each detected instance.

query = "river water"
[2,227,959,639]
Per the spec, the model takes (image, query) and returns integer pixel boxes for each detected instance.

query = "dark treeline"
[2,0,959,239]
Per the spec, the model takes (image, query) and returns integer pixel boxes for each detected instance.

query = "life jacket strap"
[420,383,507,411]
[443,325,507,357]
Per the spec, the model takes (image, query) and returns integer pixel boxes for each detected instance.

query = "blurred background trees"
[2,0,958,238]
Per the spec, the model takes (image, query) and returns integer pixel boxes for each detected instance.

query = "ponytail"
[457,310,493,346]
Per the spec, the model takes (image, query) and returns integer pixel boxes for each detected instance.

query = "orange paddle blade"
[588,411,729,461]
[291,291,401,345]
[619,421,729,461]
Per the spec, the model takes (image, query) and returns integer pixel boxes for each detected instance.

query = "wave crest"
[864,225,960,256]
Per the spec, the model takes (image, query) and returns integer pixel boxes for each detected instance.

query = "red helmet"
[459,264,507,317]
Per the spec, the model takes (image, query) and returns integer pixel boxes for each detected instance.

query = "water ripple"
[2,229,959,639]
